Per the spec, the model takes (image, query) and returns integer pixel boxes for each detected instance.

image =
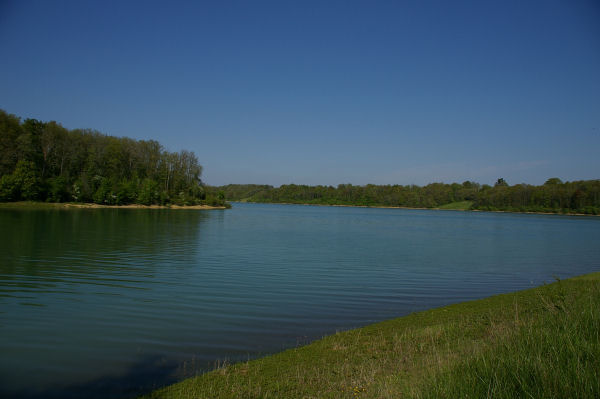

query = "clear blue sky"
[1,0,599,186]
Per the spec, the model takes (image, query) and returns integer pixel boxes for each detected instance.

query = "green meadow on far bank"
[437,200,474,210]
[143,272,599,399]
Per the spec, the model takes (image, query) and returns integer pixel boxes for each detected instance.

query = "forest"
[2,109,598,214]
[0,109,227,206]
[212,178,600,215]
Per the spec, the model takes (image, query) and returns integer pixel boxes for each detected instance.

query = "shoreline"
[235,200,599,217]
[142,272,600,398]
[0,201,227,210]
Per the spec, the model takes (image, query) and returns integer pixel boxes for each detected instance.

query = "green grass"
[142,273,600,398]
[438,200,474,210]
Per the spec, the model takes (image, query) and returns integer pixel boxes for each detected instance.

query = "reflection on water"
[0,204,599,398]
[0,208,211,398]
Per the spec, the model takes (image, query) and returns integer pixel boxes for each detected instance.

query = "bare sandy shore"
[0,201,226,210]
[63,203,227,210]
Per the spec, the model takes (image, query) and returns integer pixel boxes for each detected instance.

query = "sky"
[1,0,599,187]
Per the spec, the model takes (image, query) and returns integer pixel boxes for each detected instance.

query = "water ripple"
[0,204,599,398]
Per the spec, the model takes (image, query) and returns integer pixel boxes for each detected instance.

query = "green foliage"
[16,160,40,200]
[213,179,600,215]
[138,179,160,205]
[205,184,273,201]
[0,174,18,201]
[0,110,22,176]
[495,177,509,187]
[46,176,70,202]
[545,177,563,185]
[473,179,600,214]
[0,160,41,201]
[92,177,115,204]
[0,109,228,207]
[116,180,138,205]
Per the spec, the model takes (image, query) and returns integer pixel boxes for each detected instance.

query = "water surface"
[1,203,598,398]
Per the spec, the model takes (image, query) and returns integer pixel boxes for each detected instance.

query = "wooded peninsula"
[0,110,227,207]
[2,109,598,214]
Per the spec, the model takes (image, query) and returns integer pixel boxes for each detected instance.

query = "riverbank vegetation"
[0,110,227,207]
[143,272,599,398]
[212,178,600,215]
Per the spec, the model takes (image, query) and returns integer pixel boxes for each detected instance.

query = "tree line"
[3,109,596,214]
[0,109,227,206]
[212,178,600,215]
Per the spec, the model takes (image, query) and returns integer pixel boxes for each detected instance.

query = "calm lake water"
[1,203,599,398]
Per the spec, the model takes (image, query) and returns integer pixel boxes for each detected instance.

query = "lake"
[1,203,599,398]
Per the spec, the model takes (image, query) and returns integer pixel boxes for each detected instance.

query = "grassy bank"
[437,200,473,210]
[142,272,599,398]
[0,201,229,210]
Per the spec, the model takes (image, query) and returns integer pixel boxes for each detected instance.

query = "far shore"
[0,201,227,210]
[234,200,600,217]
